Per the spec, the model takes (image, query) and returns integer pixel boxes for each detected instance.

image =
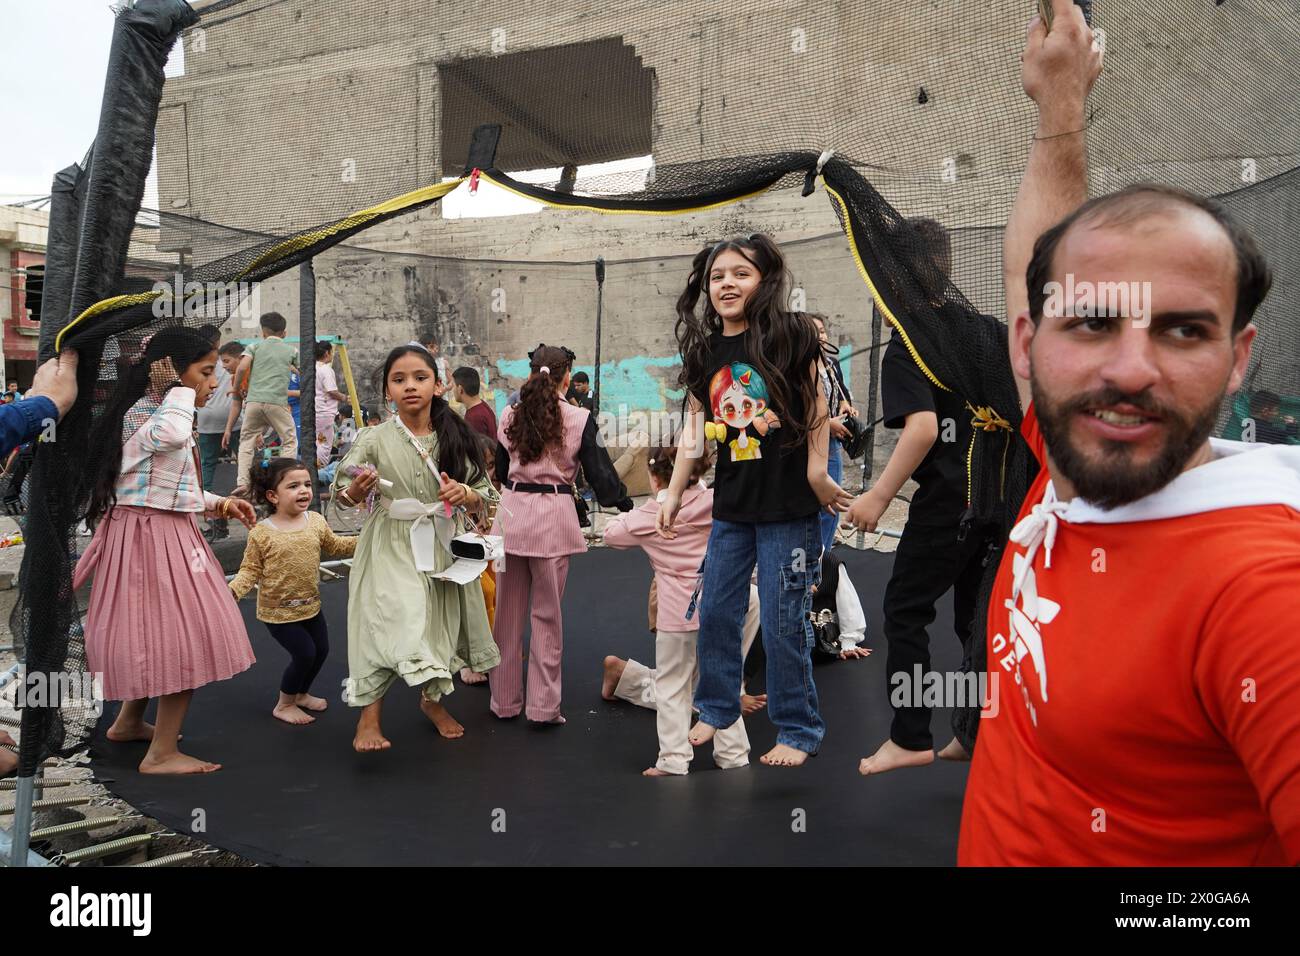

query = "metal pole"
[7,776,35,866]
[593,257,604,415]
[299,260,318,508]
[861,301,883,492]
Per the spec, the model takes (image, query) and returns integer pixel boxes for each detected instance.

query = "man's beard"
[1030,379,1223,510]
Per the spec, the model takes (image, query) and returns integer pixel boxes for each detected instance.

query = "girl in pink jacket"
[602,447,758,775]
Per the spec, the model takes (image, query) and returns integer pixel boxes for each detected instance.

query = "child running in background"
[333,345,500,752]
[229,458,356,725]
[658,234,852,768]
[232,311,298,495]
[602,446,758,776]
[76,326,258,774]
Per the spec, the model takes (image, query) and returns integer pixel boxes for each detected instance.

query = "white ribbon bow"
[386,497,456,571]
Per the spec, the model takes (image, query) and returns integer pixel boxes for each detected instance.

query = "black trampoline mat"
[90,547,970,865]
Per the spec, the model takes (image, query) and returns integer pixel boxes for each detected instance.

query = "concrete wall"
[172,0,1299,471]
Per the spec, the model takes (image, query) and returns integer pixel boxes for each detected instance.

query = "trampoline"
[88,546,970,866]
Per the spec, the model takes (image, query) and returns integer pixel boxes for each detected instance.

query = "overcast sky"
[0,1,174,208]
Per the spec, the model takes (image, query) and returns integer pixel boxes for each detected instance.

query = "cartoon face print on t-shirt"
[705,362,770,462]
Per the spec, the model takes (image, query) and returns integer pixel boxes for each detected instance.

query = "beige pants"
[236,401,298,488]
[615,585,760,774]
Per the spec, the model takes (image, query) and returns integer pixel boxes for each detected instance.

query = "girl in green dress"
[334,345,501,753]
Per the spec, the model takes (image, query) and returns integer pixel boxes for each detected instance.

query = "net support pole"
[299,259,318,504]
[13,0,197,870]
[6,777,37,866]
[593,257,605,415]
[37,162,87,363]
[861,300,883,493]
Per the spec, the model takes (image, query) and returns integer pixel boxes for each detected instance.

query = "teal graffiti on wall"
[490,347,852,416]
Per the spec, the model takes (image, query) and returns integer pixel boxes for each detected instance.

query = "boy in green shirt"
[233,311,299,494]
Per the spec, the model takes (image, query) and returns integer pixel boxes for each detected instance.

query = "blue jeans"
[197,432,224,491]
[695,515,825,753]
[819,437,843,553]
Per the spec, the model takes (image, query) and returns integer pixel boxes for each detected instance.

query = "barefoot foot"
[420,698,465,739]
[353,712,391,753]
[601,656,626,700]
[740,693,767,716]
[458,667,487,686]
[296,693,329,712]
[138,751,221,775]
[760,743,811,767]
[688,720,718,747]
[106,719,160,743]
[272,702,316,725]
[642,767,674,777]
[937,737,970,762]
[858,738,935,776]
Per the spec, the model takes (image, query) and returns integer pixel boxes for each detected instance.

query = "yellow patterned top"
[229,511,357,623]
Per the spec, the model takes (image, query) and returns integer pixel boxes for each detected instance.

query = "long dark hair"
[505,344,571,466]
[372,345,485,485]
[674,234,822,445]
[86,325,217,526]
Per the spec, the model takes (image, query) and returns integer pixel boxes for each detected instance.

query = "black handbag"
[570,481,591,527]
[839,413,870,460]
[809,552,843,660]
[827,357,870,459]
[810,608,843,661]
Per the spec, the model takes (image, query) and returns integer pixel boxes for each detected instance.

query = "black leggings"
[265,612,330,696]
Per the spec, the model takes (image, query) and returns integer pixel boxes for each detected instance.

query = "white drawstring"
[1007,484,1070,598]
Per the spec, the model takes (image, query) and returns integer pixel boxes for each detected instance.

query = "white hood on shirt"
[1056,438,1300,524]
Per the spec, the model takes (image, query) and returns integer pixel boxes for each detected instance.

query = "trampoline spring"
[29,816,126,840]
[1,778,73,790]
[131,849,198,868]
[0,712,19,727]
[57,832,155,865]
[0,795,92,814]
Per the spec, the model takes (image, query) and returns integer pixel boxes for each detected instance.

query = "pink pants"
[489,553,570,721]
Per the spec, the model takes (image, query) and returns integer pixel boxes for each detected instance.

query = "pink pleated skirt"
[74,505,255,701]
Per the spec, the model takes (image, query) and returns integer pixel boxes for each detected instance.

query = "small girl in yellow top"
[230,458,357,725]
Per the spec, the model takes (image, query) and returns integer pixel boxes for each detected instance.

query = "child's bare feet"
[642,767,673,777]
[937,737,970,761]
[419,698,464,739]
[740,693,767,716]
[858,738,934,776]
[688,721,717,746]
[760,743,811,767]
[273,702,315,725]
[296,693,328,712]
[353,705,391,753]
[601,656,626,700]
[106,718,159,742]
[458,667,487,686]
[138,751,221,774]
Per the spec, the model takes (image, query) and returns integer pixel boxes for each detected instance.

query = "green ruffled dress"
[333,419,501,707]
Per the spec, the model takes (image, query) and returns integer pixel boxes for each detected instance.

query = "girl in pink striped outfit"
[490,344,632,723]
[77,327,258,775]
[602,446,760,775]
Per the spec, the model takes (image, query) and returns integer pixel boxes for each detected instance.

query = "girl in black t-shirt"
[658,233,852,767]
